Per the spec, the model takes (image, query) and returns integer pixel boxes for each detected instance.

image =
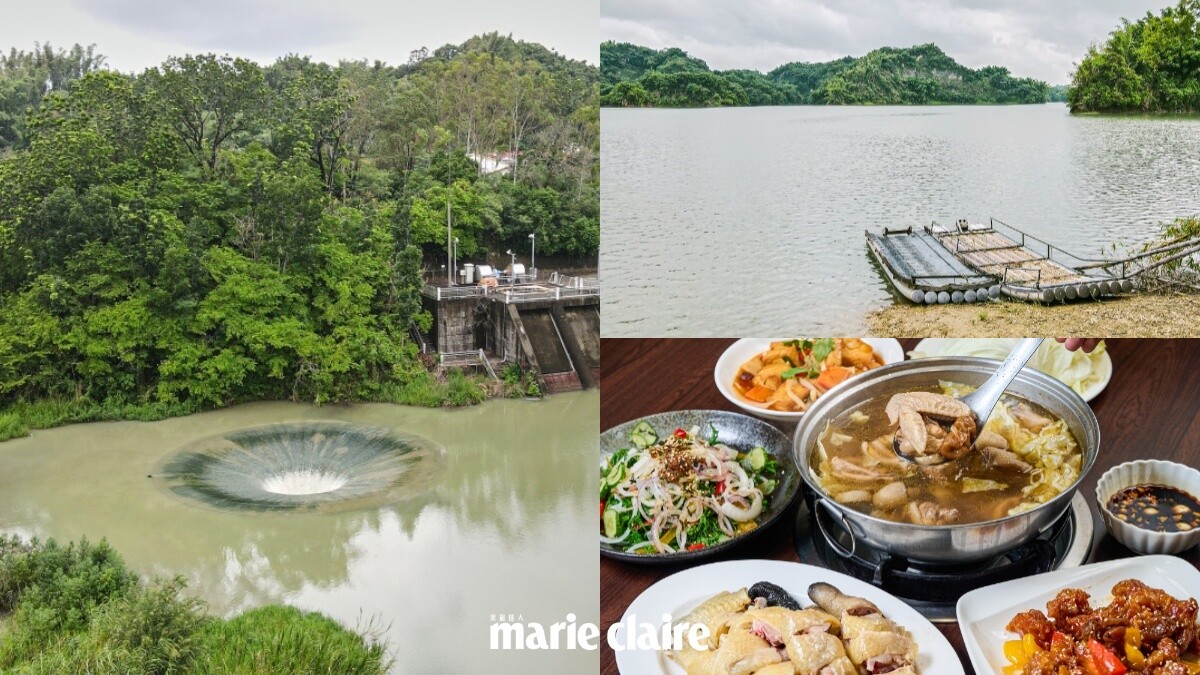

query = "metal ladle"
[894,337,1044,462]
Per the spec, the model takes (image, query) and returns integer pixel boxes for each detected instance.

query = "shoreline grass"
[868,292,1200,337]
[0,366,548,443]
[0,536,390,673]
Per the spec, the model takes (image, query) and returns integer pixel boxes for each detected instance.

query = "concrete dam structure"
[419,273,599,393]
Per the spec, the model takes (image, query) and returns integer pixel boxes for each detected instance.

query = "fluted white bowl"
[1095,460,1200,555]
[713,338,904,423]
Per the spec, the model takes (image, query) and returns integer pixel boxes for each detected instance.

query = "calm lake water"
[0,393,598,674]
[601,103,1200,335]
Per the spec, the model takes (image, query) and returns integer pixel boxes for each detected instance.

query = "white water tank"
[511,263,526,276]
[462,263,475,284]
[476,265,494,279]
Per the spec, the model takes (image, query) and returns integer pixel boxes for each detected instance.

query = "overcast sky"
[0,0,598,71]
[602,0,1172,84]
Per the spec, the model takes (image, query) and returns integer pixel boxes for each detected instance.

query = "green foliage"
[0,43,106,150]
[768,57,855,96]
[1069,1,1200,113]
[0,537,138,666]
[193,606,388,675]
[0,537,387,674]
[810,45,1048,104]
[0,411,26,441]
[501,363,542,398]
[1048,84,1069,102]
[601,41,1049,107]
[0,33,596,432]
[13,578,208,675]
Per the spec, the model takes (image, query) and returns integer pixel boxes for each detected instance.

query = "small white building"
[467,150,518,175]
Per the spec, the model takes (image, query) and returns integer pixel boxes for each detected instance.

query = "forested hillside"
[1069,0,1200,113]
[600,41,1049,107]
[0,35,598,432]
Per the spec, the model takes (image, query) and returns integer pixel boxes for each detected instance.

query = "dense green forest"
[1048,84,1070,102]
[0,35,598,436]
[600,42,1049,107]
[1069,0,1200,113]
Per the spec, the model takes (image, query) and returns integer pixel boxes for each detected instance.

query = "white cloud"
[601,0,1171,83]
[0,0,597,72]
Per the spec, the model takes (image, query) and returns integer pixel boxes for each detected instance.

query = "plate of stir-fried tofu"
[614,559,961,674]
[715,339,905,422]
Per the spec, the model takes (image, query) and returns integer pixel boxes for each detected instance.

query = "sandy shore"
[867,292,1200,336]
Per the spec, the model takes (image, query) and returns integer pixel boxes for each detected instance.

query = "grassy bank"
[0,367,543,443]
[0,536,389,673]
[868,292,1200,337]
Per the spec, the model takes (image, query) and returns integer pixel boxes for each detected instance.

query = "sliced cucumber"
[746,447,768,471]
[605,462,626,487]
[603,507,619,538]
[629,421,658,449]
[758,478,777,495]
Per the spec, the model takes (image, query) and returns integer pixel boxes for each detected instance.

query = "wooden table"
[600,338,1200,674]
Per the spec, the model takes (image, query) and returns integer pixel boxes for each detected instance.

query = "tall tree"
[143,54,268,170]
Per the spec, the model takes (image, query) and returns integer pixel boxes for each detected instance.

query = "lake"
[601,103,1200,335]
[0,392,598,674]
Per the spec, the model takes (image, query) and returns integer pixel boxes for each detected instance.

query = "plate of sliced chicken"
[614,559,963,674]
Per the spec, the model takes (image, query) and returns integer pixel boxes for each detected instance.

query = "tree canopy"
[600,41,1049,107]
[1068,0,1200,113]
[0,34,598,417]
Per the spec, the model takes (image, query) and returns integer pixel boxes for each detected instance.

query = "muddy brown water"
[0,393,598,674]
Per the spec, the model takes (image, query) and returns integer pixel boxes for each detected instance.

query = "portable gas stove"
[794,490,1094,622]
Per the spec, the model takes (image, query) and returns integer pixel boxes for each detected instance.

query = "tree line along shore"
[601,0,1200,113]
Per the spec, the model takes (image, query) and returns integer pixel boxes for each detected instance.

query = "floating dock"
[866,227,997,304]
[868,218,1200,304]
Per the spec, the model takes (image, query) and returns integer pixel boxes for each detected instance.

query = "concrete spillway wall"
[421,289,599,393]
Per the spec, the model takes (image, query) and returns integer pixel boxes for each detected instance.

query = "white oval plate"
[614,559,963,674]
[957,556,1200,674]
[910,338,1111,403]
[714,338,905,423]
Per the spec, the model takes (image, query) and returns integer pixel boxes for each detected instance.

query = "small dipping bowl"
[1095,460,1200,555]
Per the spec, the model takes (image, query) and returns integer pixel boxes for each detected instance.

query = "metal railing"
[1002,266,1044,289]
[548,271,600,290]
[439,349,499,381]
[426,284,488,300]
[500,286,598,304]
[987,217,1101,270]
[425,282,599,304]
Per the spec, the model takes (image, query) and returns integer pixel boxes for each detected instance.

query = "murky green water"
[602,104,1200,335]
[0,393,598,674]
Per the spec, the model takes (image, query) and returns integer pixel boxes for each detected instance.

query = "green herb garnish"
[780,366,805,379]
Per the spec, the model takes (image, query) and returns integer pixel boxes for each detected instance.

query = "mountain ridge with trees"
[600,41,1050,107]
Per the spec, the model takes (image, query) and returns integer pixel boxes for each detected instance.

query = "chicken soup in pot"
[812,382,1083,525]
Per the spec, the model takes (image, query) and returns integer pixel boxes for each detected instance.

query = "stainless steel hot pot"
[792,356,1100,564]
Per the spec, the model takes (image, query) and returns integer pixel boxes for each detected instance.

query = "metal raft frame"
[866,227,994,302]
[870,217,1200,303]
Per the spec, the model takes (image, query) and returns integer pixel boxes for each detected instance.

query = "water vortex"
[155,422,443,513]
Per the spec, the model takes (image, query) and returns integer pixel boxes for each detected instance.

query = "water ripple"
[601,104,1200,335]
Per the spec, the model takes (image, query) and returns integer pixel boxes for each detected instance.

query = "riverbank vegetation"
[0,536,389,673]
[0,35,595,440]
[600,42,1049,107]
[1069,0,1200,113]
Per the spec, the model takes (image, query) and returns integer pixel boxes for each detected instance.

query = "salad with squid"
[600,423,779,555]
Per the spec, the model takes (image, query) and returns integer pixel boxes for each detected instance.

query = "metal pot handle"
[815,497,858,559]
